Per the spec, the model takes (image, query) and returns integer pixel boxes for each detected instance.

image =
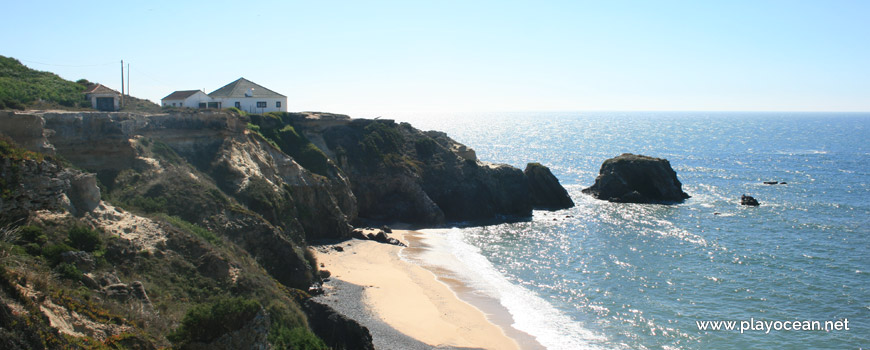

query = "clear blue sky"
[3,0,869,114]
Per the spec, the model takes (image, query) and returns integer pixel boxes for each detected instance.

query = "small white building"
[161,90,214,108]
[84,84,120,111]
[208,78,287,114]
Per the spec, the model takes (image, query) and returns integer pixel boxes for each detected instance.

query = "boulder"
[524,163,574,210]
[386,238,406,247]
[60,251,95,272]
[350,229,367,240]
[740,194,760,206]
[582,153,690,204]
[130,281,152,305]
[104,283,131,301]
[372,231,389,243]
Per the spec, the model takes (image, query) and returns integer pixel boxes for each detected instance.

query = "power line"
[18,59,117,68]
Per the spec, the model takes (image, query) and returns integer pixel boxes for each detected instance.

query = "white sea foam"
[412,228,607,350]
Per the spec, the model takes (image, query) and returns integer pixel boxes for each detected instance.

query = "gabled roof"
[162,90,203,100]
[208,78,286,99]
[84,84,120,95]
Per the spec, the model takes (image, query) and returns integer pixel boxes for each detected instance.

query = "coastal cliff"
[0,109,572,348]
[262,113,574,225]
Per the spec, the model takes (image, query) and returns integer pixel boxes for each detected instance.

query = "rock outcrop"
[582,153,690,204]
[311,118,573,224]
[303,300,375,350]
[524,162,574,210]
[740,194,760,206]
[0,154,101,219]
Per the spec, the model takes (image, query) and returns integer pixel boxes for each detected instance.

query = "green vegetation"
[248,112,332,176]
[414,137,439,159]
[159,214,221,246]
[0,135,46,162]
[225,106,248,116]
[359,121,404,160]
[168,296,326,350]
[150,140,183,165]
[68,225,103,252]
[168,296,261,344]
[0,55,90,110]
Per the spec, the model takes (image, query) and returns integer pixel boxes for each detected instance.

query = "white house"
[161,90,213,108]
[208,78,287,114]
[84,84,120,111]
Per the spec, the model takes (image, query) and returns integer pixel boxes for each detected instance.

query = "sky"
[2,0,869,114]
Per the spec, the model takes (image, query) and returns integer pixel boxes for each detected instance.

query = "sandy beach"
[315,230,523,350]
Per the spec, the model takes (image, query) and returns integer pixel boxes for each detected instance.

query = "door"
[95,97,115,111]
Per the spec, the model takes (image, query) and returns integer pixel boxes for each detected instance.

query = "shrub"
[168,297,262,345]
[41,243,75,266]
[55,263,82,280]
[18,225,47,245]
[270,327,328,350]
[67,225,102,252]
[267,302,326,350]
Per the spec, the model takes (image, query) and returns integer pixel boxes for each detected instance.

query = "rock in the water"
[740,194,760,206]
[524,163,574,210]
[763,181,779,185]
[386,237,406,247]
[582,153,690,204]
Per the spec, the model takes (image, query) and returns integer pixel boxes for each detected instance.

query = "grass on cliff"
[0,54,161,112]
[0,55,91,110]
[248,112,332,177]
[0,135,46,162]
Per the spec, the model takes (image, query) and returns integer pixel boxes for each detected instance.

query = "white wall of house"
[215,97,288,114]
[162,91,212,108]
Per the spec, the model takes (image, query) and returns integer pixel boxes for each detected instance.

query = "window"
[198,103,207,108]
[235,101,241,108]
[256,101,267,108]
[276,101,281,108]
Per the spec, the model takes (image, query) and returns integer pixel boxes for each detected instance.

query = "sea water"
[382,112,869,350]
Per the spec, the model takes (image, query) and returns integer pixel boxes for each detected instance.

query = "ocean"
[381,112,869,350]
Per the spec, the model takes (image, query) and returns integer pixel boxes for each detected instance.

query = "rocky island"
[582,153,690,204]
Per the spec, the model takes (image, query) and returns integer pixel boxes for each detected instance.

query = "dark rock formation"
[60,251,95,272]
[582,153,690,204]
[524,162,574,209]
[741,194,760,206]
[303,299,375,350]
[315,118,567,224]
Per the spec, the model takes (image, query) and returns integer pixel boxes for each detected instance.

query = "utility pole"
[127,63,130,98]
[120,60,125,108]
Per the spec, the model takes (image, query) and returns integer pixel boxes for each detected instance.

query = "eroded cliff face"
[0,110,374,349]
[1,110,358,288]
[39,110,355,239]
